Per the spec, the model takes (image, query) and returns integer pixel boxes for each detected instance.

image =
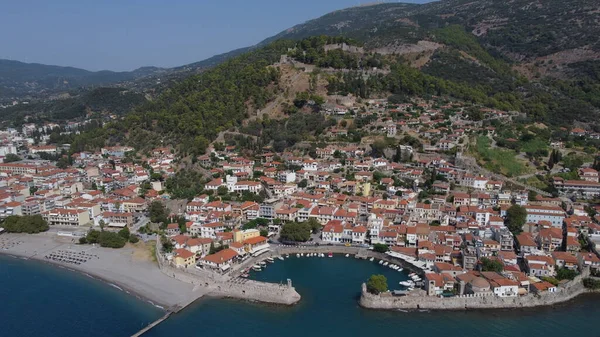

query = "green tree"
[149,200,168,225]
[280,222,311,242]
[298,179,308,188]
[3,153,21,163]
[505,204,527,235]
[306,218,321,234]
[259,229,269,237]
[373,243,389,253]
[366,274,388,294]
[118,227,130,240]
[556,268,577,280]
[217,186,229,196]
[480,257,503,272]
[528,190,538,201]
[1,215,49,234]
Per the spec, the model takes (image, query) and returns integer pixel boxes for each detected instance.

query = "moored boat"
[369,257,374,262]
[278,256,284,261]
[345,254,349,257]
[252,265,262,271]
[267,257,275,263]
[328,252,333,257]
[383,262,389,266]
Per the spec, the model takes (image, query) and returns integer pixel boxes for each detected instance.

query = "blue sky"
[0,0,429,71]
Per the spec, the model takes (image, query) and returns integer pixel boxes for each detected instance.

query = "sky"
[0,0,429,72]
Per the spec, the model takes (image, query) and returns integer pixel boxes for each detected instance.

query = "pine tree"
[548,152,555,170]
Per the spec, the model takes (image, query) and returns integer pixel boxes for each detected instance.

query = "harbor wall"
[360,269,591,310]
[155,240,300,306]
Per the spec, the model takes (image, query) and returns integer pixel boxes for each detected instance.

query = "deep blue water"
[4,253,600,337]
[146,255,600,337]
[0,255,162,337]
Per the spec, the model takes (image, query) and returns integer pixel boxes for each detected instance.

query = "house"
[552,251,579,271]
[579,168,599,183]
[537,228,563,252]
[525,255,556,277]
[173,248,196,268]
[186,237,213,257]
[322,220,344,243]
[200,248,238,272]
[42,208,91,226]
[489,278,519,297]
[525,205,565,227]
[243,236,269,255]
[530,281,557,294]
[166,223,180,236]
[515,233,538,256]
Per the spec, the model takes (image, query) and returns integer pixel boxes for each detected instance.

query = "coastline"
[0,233,207,311]
[1,251,168,311]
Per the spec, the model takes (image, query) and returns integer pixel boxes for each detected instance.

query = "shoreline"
[1,251,169,311]
[0,233,207,311]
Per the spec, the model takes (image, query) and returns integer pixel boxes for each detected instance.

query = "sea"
[3,254,600,337]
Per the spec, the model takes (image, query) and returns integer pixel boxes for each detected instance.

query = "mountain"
[0,59,166,99]
[260,0,600,80]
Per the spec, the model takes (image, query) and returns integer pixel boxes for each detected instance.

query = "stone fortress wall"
[359,269,591,310]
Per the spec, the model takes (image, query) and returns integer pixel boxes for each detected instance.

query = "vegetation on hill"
[4,87,146,124]
[1,215,49,234]
[0,59,160,99]
[121,39,298,156]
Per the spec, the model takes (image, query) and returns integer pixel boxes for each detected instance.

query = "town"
[1,95,600,305]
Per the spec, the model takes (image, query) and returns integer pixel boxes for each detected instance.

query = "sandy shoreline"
[0,233,207,310]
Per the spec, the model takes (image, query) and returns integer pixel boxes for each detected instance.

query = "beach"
[0,232,207,310]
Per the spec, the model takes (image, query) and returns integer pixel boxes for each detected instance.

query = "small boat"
[278,256,284,261]
[408,273,416,277]
[408,287,415,291]
[259,261,267,267]
[286,255,290,258]
[369,257,374,262]
[399,281,413,287]
[320,253,324,257]
[252,265,262,271]
[397,268,404,272]
[328,252,333,257]
[296,253,300,257]
[267,257,275,263]
[383,262,389,266]
[301,253,304,257]
[241,273,249,278]
[345,254,349,257]
[378,260,384,265]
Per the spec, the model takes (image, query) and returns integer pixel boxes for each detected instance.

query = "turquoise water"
[4,253,600,337]
[0,255,162,337]
[146,255,600,337]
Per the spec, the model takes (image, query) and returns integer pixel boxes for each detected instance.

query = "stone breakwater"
[155,241,300,306]
[360,270,592,311]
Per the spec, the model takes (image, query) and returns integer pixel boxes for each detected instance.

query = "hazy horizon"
[0,0,430,72]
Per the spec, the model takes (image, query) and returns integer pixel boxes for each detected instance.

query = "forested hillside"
[2,88,146,125]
